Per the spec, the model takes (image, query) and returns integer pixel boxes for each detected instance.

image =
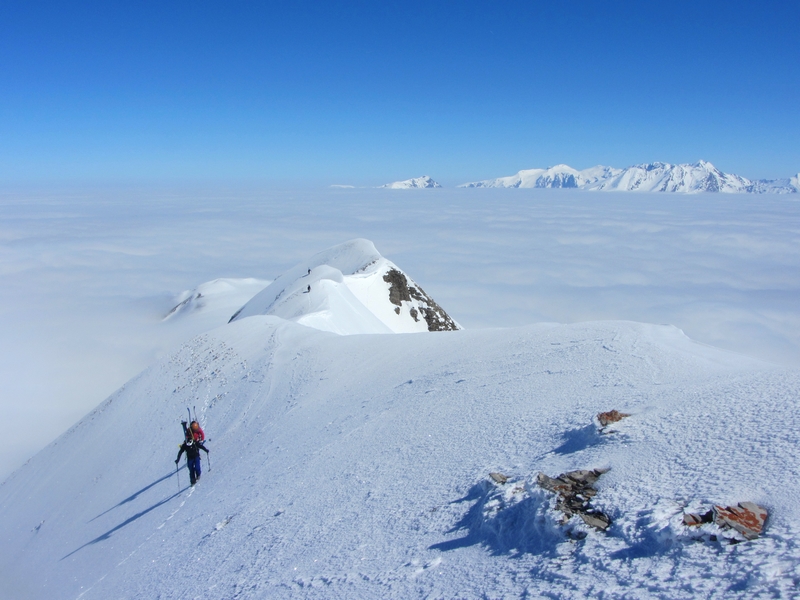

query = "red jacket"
[190,422,205,442]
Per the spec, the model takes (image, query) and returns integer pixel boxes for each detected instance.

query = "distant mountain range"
[380,175,442,189]
[459,161,799,193]
[380,162,798,193]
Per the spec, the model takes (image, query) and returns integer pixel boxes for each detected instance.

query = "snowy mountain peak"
[590,160,754,193]
[459,164,620,189]
[229,239,460,335]
[460,161,797,194]
[380,175,442,189]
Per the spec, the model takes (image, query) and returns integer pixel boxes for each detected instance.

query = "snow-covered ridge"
[156,277,271,349]
[460,161,799,194]
[2,317,798,599]
[380,175,442,189]
[229,239,460,335]
[591,160,753,193]
[459,164,621,190]
[164,278,270,322]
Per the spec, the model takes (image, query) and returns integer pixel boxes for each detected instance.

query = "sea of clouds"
[1,185,798,480]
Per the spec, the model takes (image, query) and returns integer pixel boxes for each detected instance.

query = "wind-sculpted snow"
[164,278,269,322]
[161,278,270,346]
[230,239,460,334]
[1,318,799,599]
[461,160,799,194]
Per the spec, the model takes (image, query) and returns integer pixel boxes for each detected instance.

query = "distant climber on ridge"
[176,431,209,485]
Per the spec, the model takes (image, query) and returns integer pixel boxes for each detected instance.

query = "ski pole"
[206,452,211,472]
[176,461,180,491]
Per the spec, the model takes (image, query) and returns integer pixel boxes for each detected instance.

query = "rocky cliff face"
[382,268,459,332]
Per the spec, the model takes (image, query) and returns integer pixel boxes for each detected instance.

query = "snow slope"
[230,239,460,334]
[379,176,442,189]
[163,277,269,328]
[1,316,799,599]
[461,161,799,193]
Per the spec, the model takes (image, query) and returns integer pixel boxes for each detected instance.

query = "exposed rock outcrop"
[597,409,631,428]
[684,502,768,540]
[382,268,459,332]
[489,472,508,484]
[537,469,611,531]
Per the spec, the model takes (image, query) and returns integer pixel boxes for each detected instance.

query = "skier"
[175,431,209,485]
[189,420,205,442]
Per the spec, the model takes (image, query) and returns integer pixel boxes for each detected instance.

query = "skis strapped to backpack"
[181,407,191,437]
[181,405,210,446]
[181,407,206,437]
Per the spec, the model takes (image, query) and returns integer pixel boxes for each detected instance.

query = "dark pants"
[187,456,202,484]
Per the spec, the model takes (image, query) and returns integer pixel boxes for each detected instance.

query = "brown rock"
[382,268,459,332]
[536,472,569,494]
[597,410,631,427]
[580,511,611,531]
[713,502,768,540]
[536,468,611,531]
[683,510,713,527]
[489,472,508,485]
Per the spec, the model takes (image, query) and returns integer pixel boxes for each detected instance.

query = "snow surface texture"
[379,175,442,189]
[1,317,798,599]
[461,160,799,193]
[230,239,460,334]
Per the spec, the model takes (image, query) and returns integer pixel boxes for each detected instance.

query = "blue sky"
[1,1,798,185]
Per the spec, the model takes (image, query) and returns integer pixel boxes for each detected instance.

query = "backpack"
[190,421,205,442]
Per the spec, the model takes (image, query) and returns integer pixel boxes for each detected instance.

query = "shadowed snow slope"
[229,239,460,334]
[1,318,798,599]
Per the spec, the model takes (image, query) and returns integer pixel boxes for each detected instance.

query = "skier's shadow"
[62,487,189,560]
[88,471,175,522]
[551,424,603,455]
[428,484,487,552]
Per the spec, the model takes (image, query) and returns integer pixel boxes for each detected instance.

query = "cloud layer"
[1,186,798,479]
